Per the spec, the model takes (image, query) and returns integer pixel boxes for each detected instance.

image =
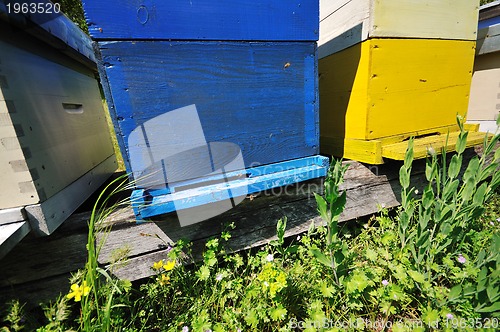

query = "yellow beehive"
[319,0,484,164]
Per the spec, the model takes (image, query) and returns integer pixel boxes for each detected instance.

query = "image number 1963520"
[5,1,61,15]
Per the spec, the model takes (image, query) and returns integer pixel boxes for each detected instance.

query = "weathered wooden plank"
[0,214,88,288]
[99,41,319,178]
[82,0,318,41]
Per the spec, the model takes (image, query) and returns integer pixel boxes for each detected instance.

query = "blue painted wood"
[81,0,318,42]
[478,16,500,30]
[133,156,329,219]
[0,0,95,66]
[98,41,319,179]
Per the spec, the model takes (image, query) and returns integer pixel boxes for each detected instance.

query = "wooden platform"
[0,159,419,308]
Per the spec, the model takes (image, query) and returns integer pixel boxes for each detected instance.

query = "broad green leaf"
[443,179,459,201]
[448,154,462,179]
[495,145,500,161]
[455,131,468,154]
[310,248,332,268]
[487,284,500,303]
[276,217,286,245]
[408,270,426,284]
[404,138,414,168]
[461,177,475,202]
[473,182,488,205]
[399,166,410,190]
[477,267,488,292]
[475,302,500,313]
[422,186,435,210]
[269,305,287,321]
[314,193,329,223]
[448,285,462,301]
[463,157,480,183]
[331,191,347,219]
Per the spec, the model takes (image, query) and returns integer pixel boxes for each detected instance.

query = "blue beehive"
[82,0,328,223]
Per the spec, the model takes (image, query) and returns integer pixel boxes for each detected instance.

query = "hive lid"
[81,0,319,42]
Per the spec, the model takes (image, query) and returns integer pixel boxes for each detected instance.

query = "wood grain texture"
[82,0,318,42]
[319,0,479,57]
[99,41,319,181]
[319,38,475,143]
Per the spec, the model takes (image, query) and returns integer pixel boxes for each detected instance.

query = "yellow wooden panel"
[321,136,383,164]
[371,0,479,41]
[382,131,489,160]
[366,39,475,139]
[319,42,370,141]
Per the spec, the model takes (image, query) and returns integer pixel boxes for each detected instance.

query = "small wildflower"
[158,274,170,286]
[152,260,164,270]
[296,235,301,241]
[263,281,269,287]
[163,260,175,271]
[491,221,495,226]
[427,146,436,156]
[216,273,223,281]
[497,217,500,222]
[182,326,189,332]
[457,254,466,264]
[382,279,389,286]
[380,203,386,208]
[237,329,242,332]
[446,313,454,320]
[66,281,90,302]
[414,189,419,195]
[266,254,274,262]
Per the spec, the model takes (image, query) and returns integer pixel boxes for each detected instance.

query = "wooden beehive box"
[0,0,117,256]
[319,0,485,164]
[467,1,500,133]
[82,0,328,221]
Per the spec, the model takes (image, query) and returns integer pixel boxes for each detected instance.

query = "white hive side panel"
[0,92,39,209]
[0,40,115,201]
[319,0,370,58]
[370,0,479,40]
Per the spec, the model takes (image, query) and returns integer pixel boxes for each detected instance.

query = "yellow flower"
[67,281,90,302]
[158,274,170,285]
[152,260,164,270]
[163,260,175,271]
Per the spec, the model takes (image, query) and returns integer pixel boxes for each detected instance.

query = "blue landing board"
[82,0,318,41]
[98,41,319,177]
[132,155,329,220]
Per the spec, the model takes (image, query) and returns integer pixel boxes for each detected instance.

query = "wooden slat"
[0,207,25,226]
[82,0,318,41]
[382,131,489,160]
[136,156,328,219]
